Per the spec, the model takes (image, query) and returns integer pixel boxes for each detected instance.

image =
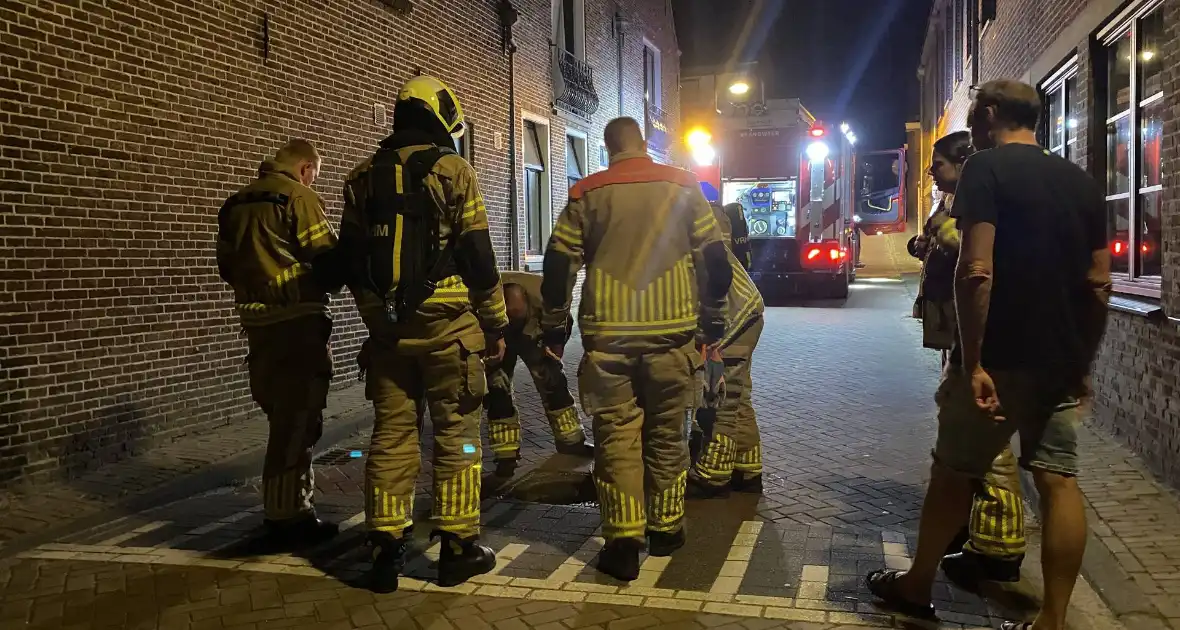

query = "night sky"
[674,0,934,151]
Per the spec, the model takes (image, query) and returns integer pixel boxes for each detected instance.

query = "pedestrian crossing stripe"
[15,509,971,627]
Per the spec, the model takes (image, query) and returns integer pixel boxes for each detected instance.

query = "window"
[565,133,586,190]
[454,122,474,166]
[643,42,662,108]
[523,118,551,255]
[1039,59,1078,162]
[952,0,965,84]
[980,0,996,28]
[553,0,585,59]
[1101,1,1164,287]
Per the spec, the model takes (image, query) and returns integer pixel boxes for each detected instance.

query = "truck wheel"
[831,276,850,299]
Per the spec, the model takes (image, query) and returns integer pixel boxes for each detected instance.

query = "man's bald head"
[504,282,529,330]
[272,139,321,187]
[604,117,646,156]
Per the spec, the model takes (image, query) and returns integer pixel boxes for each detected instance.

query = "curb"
[0,406,374,562]
[1018,468,1169,630]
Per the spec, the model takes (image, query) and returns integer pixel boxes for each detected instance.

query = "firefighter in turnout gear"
[541,117,734,582]
[485,271,592,477]
[334,76,508,594]
[723,202,752,271]
[215,139,340,547]
[688,202,766,498]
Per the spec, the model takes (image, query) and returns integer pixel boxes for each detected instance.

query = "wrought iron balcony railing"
[645,102,672,155]
[552,47,600,121]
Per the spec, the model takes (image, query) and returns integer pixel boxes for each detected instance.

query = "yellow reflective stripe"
[297,220,331,247]
[235,301,325,326]
[461,198,485,222]
[272,263,310,287]
[392,213,404,287]
[553,221,582,244]
[579,316,697,337]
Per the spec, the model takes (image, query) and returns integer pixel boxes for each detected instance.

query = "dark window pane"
[1138,191,1162,277]
[1138,9,1164,99]
[526,169,543,253]
[1107,198,1130,276]
[1140,98,1163,188]
[1107,31,1132,116]
[1106,116,1130,195]
[1048,84,1065,153]
[562,0,576,55]
[1065,75,1079,149]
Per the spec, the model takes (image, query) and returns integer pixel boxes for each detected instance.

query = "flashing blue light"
[462,443,477,454]
[699,181,719,203]
[349,450,363,458]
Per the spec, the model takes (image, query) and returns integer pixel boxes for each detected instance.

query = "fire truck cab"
[687,97,860,299]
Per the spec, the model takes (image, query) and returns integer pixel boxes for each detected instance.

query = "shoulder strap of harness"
[217,190,291,235]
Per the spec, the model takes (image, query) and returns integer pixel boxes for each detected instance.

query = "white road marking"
[709,521,763,594]
[97,521,170,546]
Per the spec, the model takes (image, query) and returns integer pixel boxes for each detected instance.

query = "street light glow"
[728,81,750,95]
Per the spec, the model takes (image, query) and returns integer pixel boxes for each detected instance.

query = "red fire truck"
[688,99,905,299]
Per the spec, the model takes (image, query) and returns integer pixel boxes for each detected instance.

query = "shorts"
[933,368,1082,477]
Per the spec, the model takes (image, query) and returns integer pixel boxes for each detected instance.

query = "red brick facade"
[918,0,1180,487]
[0,0,680,485]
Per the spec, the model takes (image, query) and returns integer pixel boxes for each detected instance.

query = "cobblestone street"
[1,274,1178,630]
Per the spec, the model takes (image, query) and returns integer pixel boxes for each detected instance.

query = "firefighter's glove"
[701,346,726,409]
[542,327,567,360]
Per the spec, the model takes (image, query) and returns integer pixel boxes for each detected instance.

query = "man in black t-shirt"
[866,80,1112,629]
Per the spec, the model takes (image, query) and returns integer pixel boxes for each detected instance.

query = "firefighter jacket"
[711,203,765,350]
[540,150,733,353]
[722,202,752,270]
[501,271,545,340]
[216,161,338,328]
[340,135,508,353]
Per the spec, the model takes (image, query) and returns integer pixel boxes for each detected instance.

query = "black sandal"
[864,569,937,620]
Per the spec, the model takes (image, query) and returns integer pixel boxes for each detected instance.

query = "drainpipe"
[971,0,980,85]
[499,0,521,269]
[615,9,628,116]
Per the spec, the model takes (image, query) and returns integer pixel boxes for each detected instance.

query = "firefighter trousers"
[579,341,701,542]
[693,318,763,485]
[246,315,333,522]
[363,336,486,539]
[964,447,1027,559]
[486,335,586,458]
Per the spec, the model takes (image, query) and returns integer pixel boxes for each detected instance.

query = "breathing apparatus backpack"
[363,144,457,324]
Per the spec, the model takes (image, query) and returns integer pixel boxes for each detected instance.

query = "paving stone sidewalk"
[1066,421,1180,630]
[0,384,372,554]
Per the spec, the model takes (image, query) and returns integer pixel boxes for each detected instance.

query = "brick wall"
[0,0,679,486]
[917,0,1180,488]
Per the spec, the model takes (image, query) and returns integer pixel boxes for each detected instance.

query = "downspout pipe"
[499,0,521,269]
[615,10,627,116]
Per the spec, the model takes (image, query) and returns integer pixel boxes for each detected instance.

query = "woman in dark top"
[912,131,1027,587]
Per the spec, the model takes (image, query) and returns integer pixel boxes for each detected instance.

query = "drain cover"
[313,447,364,466]
[502,469,597,506]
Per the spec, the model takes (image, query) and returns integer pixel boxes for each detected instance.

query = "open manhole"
[496,468,597,507]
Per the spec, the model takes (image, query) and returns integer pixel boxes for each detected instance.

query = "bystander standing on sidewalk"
[910,131,1028,587]
[867,80,1113,630]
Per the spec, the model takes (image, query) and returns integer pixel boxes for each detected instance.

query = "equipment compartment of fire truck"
[684,80,906,301]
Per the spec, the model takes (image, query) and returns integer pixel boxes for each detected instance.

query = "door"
[855,149,906,235]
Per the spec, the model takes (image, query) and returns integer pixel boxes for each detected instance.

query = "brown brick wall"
[0,0,679,486]
[918,0,1180,488]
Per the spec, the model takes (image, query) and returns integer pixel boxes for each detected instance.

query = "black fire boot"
[367,531,408,594]
[435,532,497,587]
[646,528,686,557]
[494,455,519,478]
[555,440,595,457]
[262,515,339,549]
[686,474,730,499]
[730,472,763,494]
[597,538,643,581]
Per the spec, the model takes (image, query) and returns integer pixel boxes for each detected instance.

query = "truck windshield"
[722,180,797,238]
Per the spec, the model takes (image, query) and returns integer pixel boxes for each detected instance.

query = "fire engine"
[686,97,906,299]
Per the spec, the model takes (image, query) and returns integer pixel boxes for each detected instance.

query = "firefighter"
[723,202,752,270]
[215,139,340,547]
[688,202,765,497]
[541,117,733,581]
[334,76,509,593]
[485,271,592,477]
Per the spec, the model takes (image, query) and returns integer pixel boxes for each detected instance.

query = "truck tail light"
[802,241,845,268]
